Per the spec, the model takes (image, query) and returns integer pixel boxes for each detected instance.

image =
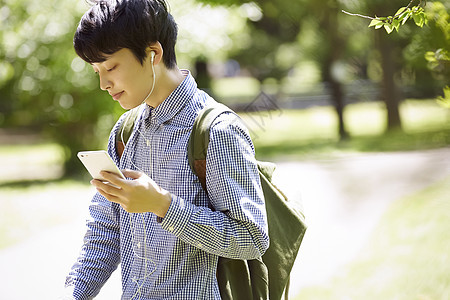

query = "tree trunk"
[321,0,349,140]
[377,30,403,131]
[194,58,212,91]
[330,78,347,139]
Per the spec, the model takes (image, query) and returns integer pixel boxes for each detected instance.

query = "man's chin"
[118,100,141,111]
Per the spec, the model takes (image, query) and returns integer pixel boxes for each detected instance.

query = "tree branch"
[341,10,376,20]
[342,0,426,22]
[392,0,419,18]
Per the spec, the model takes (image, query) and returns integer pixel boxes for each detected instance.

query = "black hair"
[74,0,178,69]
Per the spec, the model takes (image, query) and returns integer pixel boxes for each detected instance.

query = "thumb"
[122,169,143,179]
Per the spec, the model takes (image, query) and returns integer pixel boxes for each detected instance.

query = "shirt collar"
[142,70,196,124]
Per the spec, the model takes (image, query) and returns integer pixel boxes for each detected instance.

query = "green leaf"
[392,19,400,32]
[421,12,428,26]
[384,23,394,34]
[425,51,437,62]
[401,12,411,25]
[369,19,384,28]
[436,49,450,61]
[398,9,410,24]
[418,15,425,27]
[411,5,424,14]
[412,8,427,27]
[413,13,422,26]
[395,7,407,16]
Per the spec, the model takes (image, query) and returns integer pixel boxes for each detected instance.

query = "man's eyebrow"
[91,57,113,67]
[90,54,114,66]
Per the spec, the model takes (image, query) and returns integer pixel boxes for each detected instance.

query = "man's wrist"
[155,189,172,218]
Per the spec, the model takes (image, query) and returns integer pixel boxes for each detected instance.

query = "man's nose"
[99,74,112,91]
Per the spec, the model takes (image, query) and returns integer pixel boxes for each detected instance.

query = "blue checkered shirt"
[64,71,269,299]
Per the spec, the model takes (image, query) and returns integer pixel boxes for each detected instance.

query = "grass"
[238,100,450,160]
[1,143,65,183]
[0,143,64,163]
[294,176,450,300]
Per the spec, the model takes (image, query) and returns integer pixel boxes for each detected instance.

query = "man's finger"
[122,169,142,179]
[100,171,125,187]
[91,179,123,197]
[95,186,122,204]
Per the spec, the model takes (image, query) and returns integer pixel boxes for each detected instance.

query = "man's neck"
[145,66,186,108]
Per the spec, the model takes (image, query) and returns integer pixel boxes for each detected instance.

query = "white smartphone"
[77,150,125,181]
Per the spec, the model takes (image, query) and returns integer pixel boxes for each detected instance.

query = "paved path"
[273,147,450,297]
[0,148,449,299]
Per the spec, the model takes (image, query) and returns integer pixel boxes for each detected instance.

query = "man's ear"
[146,42,163,66]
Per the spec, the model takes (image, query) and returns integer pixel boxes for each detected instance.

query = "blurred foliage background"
[1,1,449,299]
[0,0,449,174]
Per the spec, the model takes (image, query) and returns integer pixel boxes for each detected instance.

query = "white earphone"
[150,50,155,63]
[141,50,156,104]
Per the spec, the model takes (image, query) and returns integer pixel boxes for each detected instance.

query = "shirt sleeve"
[161,112,269,260]
[63,118,125,299]
[64,193,121,299]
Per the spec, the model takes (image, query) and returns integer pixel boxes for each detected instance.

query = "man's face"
[92,48,154,110]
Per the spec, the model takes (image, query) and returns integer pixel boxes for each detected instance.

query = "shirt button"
[168,226,174,232]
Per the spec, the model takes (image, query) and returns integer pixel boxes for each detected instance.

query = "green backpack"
[116,103,307,300]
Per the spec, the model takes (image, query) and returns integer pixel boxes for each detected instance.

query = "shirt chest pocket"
[157,165,204,201]
[157,146,199,191]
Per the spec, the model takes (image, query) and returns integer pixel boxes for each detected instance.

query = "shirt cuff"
[160,194,194,237]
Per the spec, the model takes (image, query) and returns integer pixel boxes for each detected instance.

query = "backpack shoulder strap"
[116,106,142,158]
[187,103,233,190]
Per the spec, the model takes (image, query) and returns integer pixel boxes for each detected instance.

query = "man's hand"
[91,170,172,217]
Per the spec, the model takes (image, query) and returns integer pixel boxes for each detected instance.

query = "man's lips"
[110,91,124,100]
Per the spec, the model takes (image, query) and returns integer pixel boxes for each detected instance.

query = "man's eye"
[107,66,117,72]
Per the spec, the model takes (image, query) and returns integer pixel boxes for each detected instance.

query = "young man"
[64,0,269,299]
